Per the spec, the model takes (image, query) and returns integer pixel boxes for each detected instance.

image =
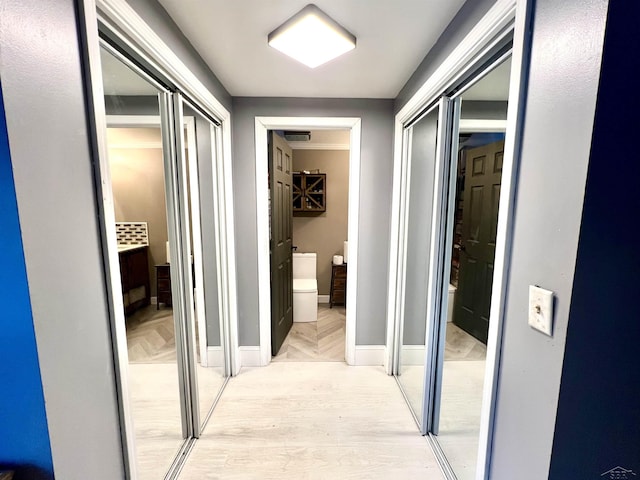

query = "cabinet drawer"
[333,266,347,278]
[157,279,171,291]
[156,267,170,279]
[332,292,346,304]
[332,290,346,299]
[332,278,346,289]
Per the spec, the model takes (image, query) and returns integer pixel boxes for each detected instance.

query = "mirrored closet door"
[174,96,228,431]
[429,55,512,480]
[395,97,455,431]
[96,41,229,480]
[393,46,513,480]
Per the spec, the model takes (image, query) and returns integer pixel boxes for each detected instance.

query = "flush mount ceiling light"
[268,4,356,68]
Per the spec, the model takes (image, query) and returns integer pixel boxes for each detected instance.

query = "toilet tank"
[293,252,316,279]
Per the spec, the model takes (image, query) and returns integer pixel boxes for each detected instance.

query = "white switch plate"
[528,285,554,336]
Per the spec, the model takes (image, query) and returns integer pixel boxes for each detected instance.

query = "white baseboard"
[354,345,386,366]
[318,295,330,304]
[241,345,382,367]
[401,345,426,366]
[206,346,224,367]
[239,346,262,367]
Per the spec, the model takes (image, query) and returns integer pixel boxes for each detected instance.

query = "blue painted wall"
[0,86,54,477]
[549,1,640,477]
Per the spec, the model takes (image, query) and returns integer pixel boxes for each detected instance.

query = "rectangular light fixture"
[268,4,356,69]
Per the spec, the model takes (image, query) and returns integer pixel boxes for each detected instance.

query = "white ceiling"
[101,48,158,96]
[156,0,468,98]
[461,58,512,101]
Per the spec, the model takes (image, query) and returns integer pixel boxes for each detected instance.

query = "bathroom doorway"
[268,129,351,362]
[254,117,361,367]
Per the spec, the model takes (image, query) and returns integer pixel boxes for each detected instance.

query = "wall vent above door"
[284,131,311,142]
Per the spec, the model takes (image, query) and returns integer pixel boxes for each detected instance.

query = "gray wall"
[104,95,159,115]
[402,109,439,345]
[189,108,222,347]
[1,0,125,478]
[232,97,395,346]
[548,1,640,475]
[124,0,232,112]
[489,0,608,477]
[461,100,508,119]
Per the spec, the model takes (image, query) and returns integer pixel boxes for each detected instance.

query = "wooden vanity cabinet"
[119,246,150,315]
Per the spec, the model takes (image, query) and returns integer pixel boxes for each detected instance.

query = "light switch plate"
[528,285,554,336]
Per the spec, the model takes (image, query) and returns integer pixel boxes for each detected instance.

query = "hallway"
[178,362,444,479]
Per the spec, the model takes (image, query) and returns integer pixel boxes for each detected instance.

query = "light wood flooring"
[126,305,177,363]
[437,360,485,480]
[125,305,226,479]
[129,363,184,480]
[179,362,444,479]
[273,305,346,362]
[124,306,480,479]
[397,323,487,480]
[444,323,487,361]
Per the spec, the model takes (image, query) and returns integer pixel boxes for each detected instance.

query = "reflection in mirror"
[435,56,511,480]
[397,106,440,427]
[181,102,226,429]
[100,45,184,479]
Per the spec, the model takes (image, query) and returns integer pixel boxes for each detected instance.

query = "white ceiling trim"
[289,142,350,150]
[108,142,163,149]
[459,119,508,133]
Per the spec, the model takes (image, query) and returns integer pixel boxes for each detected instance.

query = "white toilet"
[293,252,318,323]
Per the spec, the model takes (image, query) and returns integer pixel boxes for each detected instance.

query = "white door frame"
[385,0,533,478]
[254,117,361,366]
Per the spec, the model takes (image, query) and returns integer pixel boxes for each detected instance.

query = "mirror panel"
[397,105,440,428]
[434,56,511,480]
[180,101,226,430]
[100,45,185,479]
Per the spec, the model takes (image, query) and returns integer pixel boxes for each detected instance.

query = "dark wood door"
[269,131,294,355]
[453,140,504,343]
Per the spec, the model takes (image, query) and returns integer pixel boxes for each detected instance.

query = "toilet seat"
[293,278,317,293]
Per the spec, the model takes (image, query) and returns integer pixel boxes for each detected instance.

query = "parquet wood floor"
[273,305,346,362]
[445,322,487,361]
[126,305,177,363]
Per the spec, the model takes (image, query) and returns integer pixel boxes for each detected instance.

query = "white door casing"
[254,117,361,367]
